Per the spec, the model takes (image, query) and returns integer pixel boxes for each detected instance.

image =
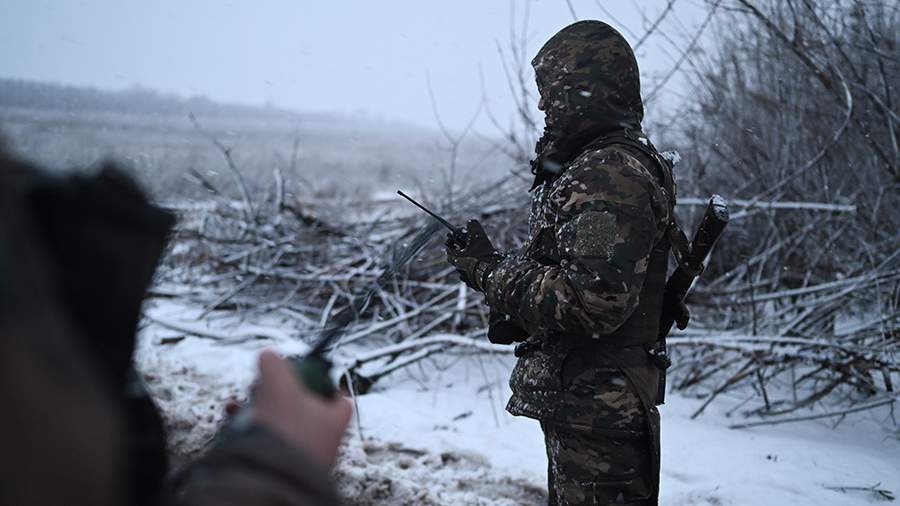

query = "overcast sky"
[1,0,710,131]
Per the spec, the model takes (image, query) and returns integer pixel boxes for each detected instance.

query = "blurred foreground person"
[446,21,676,505]
[0,146,350,506]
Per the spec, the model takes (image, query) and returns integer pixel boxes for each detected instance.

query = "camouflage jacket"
[486,141,673,431]
[485,145,672,340]
[483,21,675,433]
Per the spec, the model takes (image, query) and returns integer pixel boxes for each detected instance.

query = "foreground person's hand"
[252,350,353,468]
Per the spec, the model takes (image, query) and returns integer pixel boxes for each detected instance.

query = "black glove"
[487,309,529,345]
[445,219,501,292]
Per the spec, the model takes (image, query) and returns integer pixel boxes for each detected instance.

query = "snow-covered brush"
[151,159,898,430]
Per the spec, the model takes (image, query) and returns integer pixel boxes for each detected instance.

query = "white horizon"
[0,0,710,132]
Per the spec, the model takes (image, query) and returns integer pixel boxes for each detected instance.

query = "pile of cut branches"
[152,168,528,394]
[148,161,898,429]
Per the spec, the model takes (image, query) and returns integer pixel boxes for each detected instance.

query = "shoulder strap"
[665,220,701,276]
[584,131,675,200]
[586,132,698,273]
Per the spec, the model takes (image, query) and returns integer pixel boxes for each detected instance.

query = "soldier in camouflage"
[446,20,676,505]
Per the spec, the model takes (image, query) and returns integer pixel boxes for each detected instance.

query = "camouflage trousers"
[541,421,654,505]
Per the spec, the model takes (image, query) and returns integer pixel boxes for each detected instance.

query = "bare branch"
[565,0,579,22]
[633,0,678,51]
[188,112,255,223]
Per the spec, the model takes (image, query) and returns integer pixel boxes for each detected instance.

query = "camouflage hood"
[531,20,644,183]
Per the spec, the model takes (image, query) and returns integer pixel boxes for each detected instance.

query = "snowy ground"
[137,298,900,505]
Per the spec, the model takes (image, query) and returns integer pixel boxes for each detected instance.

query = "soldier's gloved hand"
[488,309,529,345]
[445,219,501,292]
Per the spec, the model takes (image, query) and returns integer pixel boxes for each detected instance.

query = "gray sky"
[0,0,710,131]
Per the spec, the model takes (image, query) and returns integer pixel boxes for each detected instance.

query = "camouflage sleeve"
[483,148,666,337]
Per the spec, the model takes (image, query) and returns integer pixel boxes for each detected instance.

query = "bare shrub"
[666,0,899,426]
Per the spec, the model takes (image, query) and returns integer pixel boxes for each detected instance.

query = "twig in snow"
[731,396,899,430]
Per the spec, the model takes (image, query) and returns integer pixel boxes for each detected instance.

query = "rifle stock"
[656,195,729,404]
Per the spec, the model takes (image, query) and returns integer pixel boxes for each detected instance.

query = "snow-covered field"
[137,298,900,505]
